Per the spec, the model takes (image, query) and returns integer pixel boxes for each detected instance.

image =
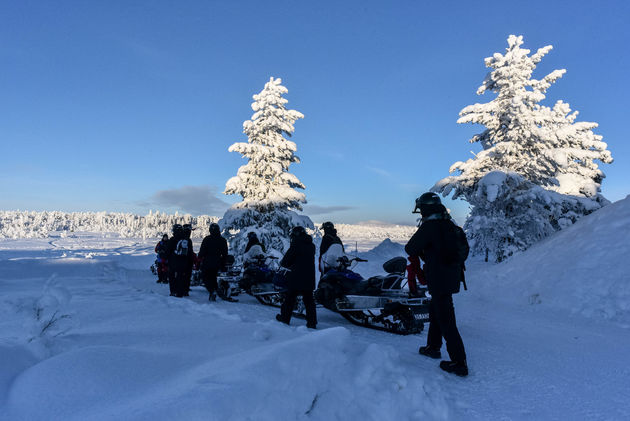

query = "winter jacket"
[245,238,265,253]
[155,240,169,261]
[405,209,469,296]
[167,235,194,272]
[320,231,344,256]
[166,235,179,269]
[198,234,228,271]
[281,232,316,291]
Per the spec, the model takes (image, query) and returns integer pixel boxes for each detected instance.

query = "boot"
[276,314,289,325]
[418,346,441,359]
[439,360,468,377]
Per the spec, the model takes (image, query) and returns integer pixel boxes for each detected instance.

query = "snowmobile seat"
[381,274,404,289]
[347,277,382,296]
[365,274,403,290]
[382,257,407,274]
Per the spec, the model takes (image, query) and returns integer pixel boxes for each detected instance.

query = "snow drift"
[475,195,630,324]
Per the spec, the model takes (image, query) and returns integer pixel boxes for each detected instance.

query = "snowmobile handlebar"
[336,256,368,266]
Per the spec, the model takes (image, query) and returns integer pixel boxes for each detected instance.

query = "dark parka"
[198,234,228,271]
[167,234,194,271]
[320,230,343,256]
[245,237,265,254]
[405,209,469,297]
[281,233,316,291]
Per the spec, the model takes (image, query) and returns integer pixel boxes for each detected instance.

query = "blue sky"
[1,0,629,225]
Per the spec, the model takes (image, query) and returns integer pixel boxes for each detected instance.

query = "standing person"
[167,224,194,298]
[155,234,169,283]
[182,224,195,296]
[197,223,228,301]
[405,192,470,377]
[166,224,183,296]
[276,226,317,329]
[319,221,344,275]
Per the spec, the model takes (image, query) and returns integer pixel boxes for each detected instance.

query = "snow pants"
[202,268,219,296]
[426,294,466,362]
[157,261,168,283]
[170,270,188,297]
[184,266,192,294]
[280,289,317,328]
[168,268,177,296]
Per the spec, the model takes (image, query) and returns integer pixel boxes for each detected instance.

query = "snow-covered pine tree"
[221,77,313,258]
[434,35,613,261]
[539,100,613,226]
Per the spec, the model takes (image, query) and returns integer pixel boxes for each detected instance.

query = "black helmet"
[413,192,441,213]
[183,223,192,232]
[290,225,306,240]
[162,234,168,241]
[320,221,335,232]
[172,224,183,234]
[209,223,221,236]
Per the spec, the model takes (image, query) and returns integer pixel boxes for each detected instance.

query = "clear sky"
[1,0,629,225]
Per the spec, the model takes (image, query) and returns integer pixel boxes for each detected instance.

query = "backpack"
[175,239,189,256]
[442,221,469,266]
[442,222,469,291]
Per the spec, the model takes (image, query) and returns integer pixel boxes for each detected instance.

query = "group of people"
[153,192,470,377]
[154,223,228,300]
[154,223,194,297]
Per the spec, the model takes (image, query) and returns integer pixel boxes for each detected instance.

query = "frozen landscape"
[1,196,629,420]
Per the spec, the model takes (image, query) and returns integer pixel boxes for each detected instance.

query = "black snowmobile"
[314,256,430,335]
[238,255,287,306]
[190,255,243,301]
[234,255,309,316]
[216,255,243,300]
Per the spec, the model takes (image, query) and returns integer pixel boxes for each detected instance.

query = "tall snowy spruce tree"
[221,77,313,257]
[434,35,613,262]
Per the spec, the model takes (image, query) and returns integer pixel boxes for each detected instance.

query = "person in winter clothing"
[166,224,182,296]
[319,221,344,274]
[243,244,265,267]
[182,224,195,296]
[167,224,194,298]
[405,192,470,377]
[198,223,228,301]
[276,226,317,328]
[155,234,169,283]
[245,231,265,254]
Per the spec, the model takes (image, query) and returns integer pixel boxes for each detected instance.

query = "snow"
[1,200,629,419]
[472,194,630,325]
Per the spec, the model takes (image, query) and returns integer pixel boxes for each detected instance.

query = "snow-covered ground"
[1,199,629,420]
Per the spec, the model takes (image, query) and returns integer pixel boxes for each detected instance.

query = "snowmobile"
[189,255,242,301]
[238,255,286,305]
[314,255,430,335]
[216,255,243,301]
[233,254,308,315]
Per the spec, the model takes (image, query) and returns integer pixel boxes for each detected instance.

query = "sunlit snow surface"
[1,200,629,420]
